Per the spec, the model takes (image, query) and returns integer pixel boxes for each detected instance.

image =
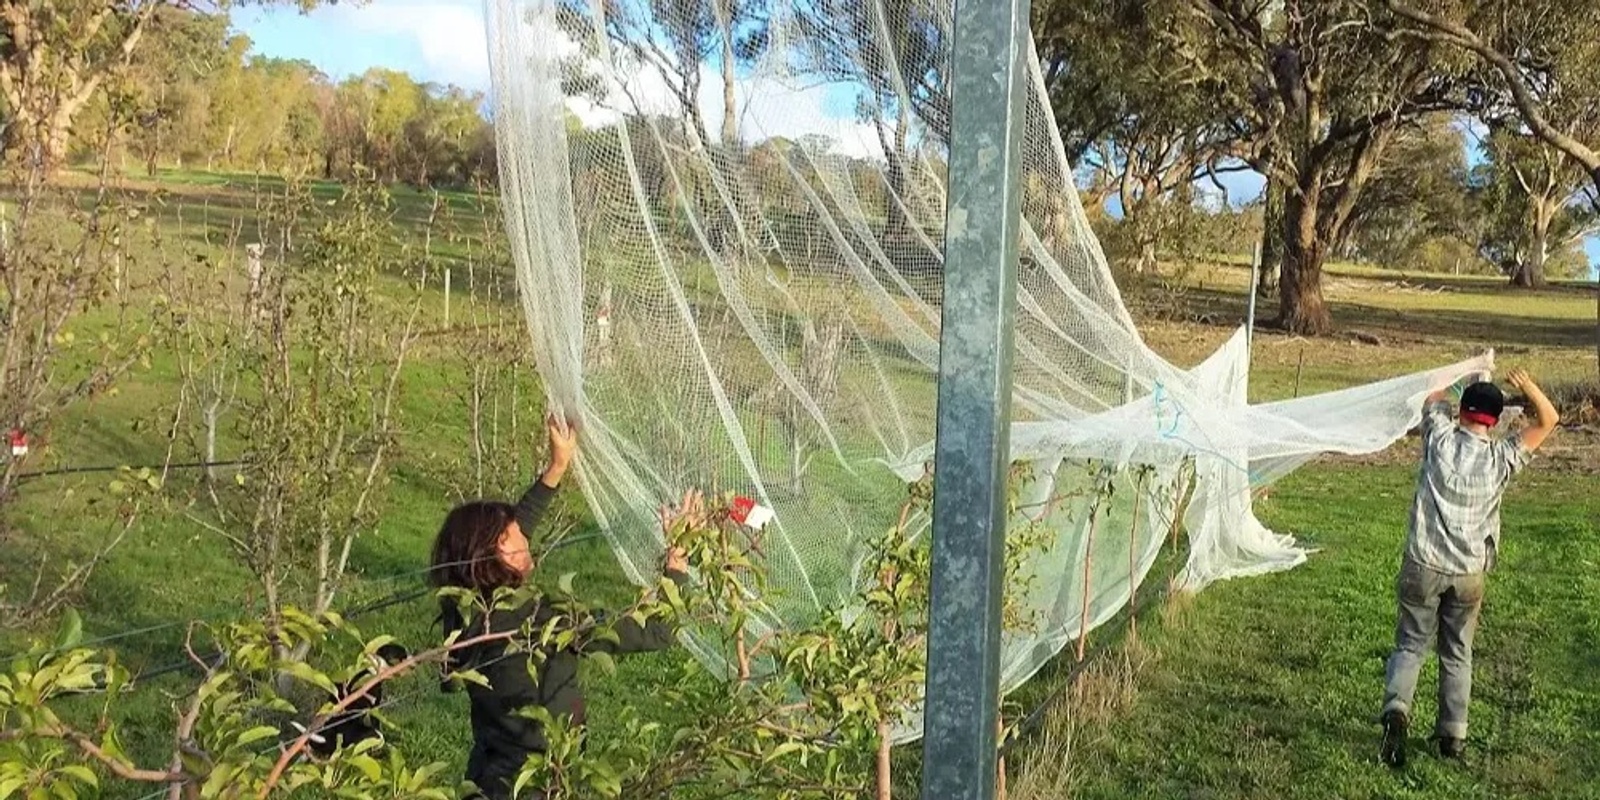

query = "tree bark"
[875,719,892,800]
[1278,188,1332,335]
[203,400,221,482]
[879,108,911,244]
[1511,199,1553,288]
[719,10,737,147]
[0,0,152,174]
[1,113,68,172]
[1258,175,1284,297]
[1138,238,1157,275]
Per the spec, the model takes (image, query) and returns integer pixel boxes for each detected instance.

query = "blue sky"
[232,1,493,91]
[236,2,1596,277]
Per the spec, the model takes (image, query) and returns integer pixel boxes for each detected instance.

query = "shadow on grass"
[1151,284,1594,350]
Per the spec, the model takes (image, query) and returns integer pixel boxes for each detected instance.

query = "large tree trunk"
[1138,238,1158,275]
[1258,176,1284,297]
[879,108,911,244]
[720,29,737,147]
[1,112,71,173]
[1,1,158,176]
[1511,201,1553,288]
[1277,190,1332,336]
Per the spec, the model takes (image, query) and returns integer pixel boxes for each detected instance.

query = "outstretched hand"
[657,489,706,533]
[539,413,579,488]
[658,489,704,575]
[1430,369,1489,402]
[665,546,689,575]
[547,413,578,469]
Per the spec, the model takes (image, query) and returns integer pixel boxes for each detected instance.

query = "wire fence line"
[11,478,1192,794]
[0,531,607,669]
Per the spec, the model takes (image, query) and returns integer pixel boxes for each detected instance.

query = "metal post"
[919,0,1028,793]
[1245,241,1260,349]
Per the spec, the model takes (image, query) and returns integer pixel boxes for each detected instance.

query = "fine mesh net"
[487,0,1491,742]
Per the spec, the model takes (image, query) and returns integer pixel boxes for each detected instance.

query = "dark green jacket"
[445,481,685,799]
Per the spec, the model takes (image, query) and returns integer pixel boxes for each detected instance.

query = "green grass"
[2,166,1597,798]
[1049,464,1600,799]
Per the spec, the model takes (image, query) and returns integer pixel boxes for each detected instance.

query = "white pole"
[444,267,452,327]
[1246,241,1261,349]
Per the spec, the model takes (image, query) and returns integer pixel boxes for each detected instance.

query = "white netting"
[487,0,1490,742]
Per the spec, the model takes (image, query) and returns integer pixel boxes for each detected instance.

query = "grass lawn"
[1046,463,1600,800]
[2,166,1597,798]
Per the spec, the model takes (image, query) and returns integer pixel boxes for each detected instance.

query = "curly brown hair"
[428,501,526,593]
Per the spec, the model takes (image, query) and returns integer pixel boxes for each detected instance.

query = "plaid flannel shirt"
[1405,400,1532,575]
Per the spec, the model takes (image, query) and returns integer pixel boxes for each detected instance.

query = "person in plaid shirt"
[1379,368,1560,767]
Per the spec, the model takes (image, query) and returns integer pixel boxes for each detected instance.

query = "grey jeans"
[1382,558,1486,739]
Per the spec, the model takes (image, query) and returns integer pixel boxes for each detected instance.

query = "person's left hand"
[547,413,578,472]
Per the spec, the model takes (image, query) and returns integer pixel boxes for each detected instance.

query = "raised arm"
[1421,371,1482,433]
[583,551,690,655]
[1507,369,1560,453]
[583,492,701,655]
[515,414,579,533]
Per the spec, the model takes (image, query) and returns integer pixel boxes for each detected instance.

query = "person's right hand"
[664,546,689,574]
[657,489,706,533]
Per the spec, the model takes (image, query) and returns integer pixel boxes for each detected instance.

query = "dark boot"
[1438,736,1466,759]
[1379,709,1408,768]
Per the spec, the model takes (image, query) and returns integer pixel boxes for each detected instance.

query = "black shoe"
[1438,736,1466,759]
[1379,710,1408,768]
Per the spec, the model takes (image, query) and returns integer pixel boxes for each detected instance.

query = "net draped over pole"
[487,0,1491,744]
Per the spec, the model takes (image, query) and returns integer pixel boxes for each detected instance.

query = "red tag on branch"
[728,495,774,530]
[7,429,28,458]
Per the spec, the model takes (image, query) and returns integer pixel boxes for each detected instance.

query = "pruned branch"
[257,628,517,797]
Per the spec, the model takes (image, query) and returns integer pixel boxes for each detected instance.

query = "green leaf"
[57,767,96,788]
[200,762,239,797]
[452,668,491,689]
[765,740,808,764]
[659,578,684,609]
[235,725,281,747]
[586,650,616,677]
[557,572,576,596]
[282,661,338,695]
[347,754,383,782]
[54,609,84,651]
[363,635,400,659]
[511,756,547,799]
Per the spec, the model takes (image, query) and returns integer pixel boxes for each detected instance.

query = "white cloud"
[560,53,885,160]
[325,1,883,158]
[331,0,493,90]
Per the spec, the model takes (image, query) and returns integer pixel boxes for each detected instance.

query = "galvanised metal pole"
[918,0,1029,792]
